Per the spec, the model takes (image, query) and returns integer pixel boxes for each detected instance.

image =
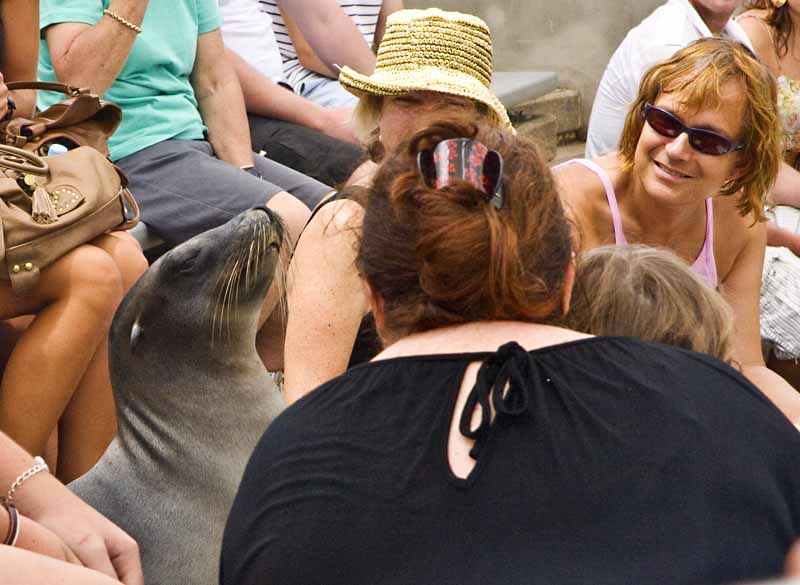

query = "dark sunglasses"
[642,103,744,156]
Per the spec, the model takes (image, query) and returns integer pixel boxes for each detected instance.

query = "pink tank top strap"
[691,198,718,288]
[554,158,627,245]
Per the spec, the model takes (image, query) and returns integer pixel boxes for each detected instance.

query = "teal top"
[38,0,221,161]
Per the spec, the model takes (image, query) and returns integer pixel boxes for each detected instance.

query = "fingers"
[72,533,118,581]
[63,542,82,566]
[109,539,144,585]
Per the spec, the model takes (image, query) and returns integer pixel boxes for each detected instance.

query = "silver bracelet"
[4,456,49,503]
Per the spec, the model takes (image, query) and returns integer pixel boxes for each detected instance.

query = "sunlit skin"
[633,81,746,212]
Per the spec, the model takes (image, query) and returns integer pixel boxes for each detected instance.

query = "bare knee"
[46,246,126,319]
[91,231,149,292]
[266,191,313,249]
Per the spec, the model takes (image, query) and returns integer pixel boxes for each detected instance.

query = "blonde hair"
[566,245,736,365]
[618,37,780,224]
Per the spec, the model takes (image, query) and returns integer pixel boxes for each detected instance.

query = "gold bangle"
[103,9,143,34]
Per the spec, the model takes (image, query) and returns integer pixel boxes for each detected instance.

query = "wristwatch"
[240,165,262,179]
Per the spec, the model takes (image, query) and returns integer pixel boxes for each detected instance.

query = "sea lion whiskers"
[212,251,245,346]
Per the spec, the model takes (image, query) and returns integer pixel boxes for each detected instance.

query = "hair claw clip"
[417,138,504,208]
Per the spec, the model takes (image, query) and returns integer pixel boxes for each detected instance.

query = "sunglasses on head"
[642,103,744,156]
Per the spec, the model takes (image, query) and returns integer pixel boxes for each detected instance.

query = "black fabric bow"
[458,341,539,459]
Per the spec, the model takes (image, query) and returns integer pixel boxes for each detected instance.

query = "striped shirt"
[257,0,382,91]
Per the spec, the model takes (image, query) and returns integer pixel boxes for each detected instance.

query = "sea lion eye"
[178,253,199,274]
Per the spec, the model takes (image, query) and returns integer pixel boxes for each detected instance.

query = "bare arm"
[226,48,357,144]
[277,0,375,74]
[770,162,800,208]
[720,221,800,425]
[0,432,143,585]
[284,200,370,403]
[192,30,253,168]
[1,0,39,118]
[373,0,403,50]
[0,547,121,585]
[280,9,338,78]
[767,220,800,255]
[44,1,146,97]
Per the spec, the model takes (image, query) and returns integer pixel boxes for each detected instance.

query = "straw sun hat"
[338,8,512,129]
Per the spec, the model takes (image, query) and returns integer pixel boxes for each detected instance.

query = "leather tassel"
[31,186,58,224]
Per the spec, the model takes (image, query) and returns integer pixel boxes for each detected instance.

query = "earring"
[720,179,736,191]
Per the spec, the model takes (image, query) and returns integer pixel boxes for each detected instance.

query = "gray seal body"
[71,208,286,585]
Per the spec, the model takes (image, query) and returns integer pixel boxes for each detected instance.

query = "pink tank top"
[558,159,718,288]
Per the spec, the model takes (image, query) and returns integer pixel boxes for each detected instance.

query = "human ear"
[365,282,389,341]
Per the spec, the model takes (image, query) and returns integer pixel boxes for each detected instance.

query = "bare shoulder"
[553,155,622,249]
[306,197,365,240]
[737,11,779,69]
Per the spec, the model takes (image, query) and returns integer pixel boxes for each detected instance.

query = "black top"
[221,337,800,585]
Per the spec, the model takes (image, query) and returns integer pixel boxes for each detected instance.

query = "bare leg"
[0,246,124,474]
[57,233,148,483]
[255,191,312,370]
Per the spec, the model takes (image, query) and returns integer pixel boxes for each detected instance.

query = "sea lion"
[70,207,286,585]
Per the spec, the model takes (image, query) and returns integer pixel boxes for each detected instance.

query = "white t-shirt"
[218,0,286,84]
[585,0,753,159]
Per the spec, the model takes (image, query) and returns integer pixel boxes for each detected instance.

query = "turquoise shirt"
[38,0,221,161]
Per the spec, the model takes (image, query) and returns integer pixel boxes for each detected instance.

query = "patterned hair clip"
[417,138,504,208]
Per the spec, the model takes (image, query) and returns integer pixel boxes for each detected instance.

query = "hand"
[18,474,143,585]
[320,107,359,145]
[16,514,82,565]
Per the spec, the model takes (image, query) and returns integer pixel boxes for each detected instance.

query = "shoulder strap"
[555,158,627,245]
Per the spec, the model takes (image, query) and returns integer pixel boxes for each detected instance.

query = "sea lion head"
[111,207,284,374]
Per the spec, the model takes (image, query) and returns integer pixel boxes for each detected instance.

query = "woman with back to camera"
[221,119,800,585]
[281,8,513,401]
[554,37,800,421]
[0,0,147,483]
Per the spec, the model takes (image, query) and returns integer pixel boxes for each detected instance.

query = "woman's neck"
[621,169,708,246]
[375,321,590,361]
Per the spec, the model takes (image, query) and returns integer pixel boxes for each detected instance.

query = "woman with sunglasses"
[555,37,800,423]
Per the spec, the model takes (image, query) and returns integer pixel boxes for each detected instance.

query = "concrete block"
[513,113,558,161]
[510,88,582,136]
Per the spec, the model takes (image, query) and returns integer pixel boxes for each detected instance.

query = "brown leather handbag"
[0,145,139,295]
[1,82,122,156]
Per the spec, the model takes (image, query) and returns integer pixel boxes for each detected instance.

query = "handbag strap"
[5,82,89,97]
[119,187,140,230]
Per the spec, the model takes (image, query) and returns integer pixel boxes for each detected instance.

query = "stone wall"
[405,0,664,133]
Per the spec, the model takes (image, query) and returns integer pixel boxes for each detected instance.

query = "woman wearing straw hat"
[280,8,513,402]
